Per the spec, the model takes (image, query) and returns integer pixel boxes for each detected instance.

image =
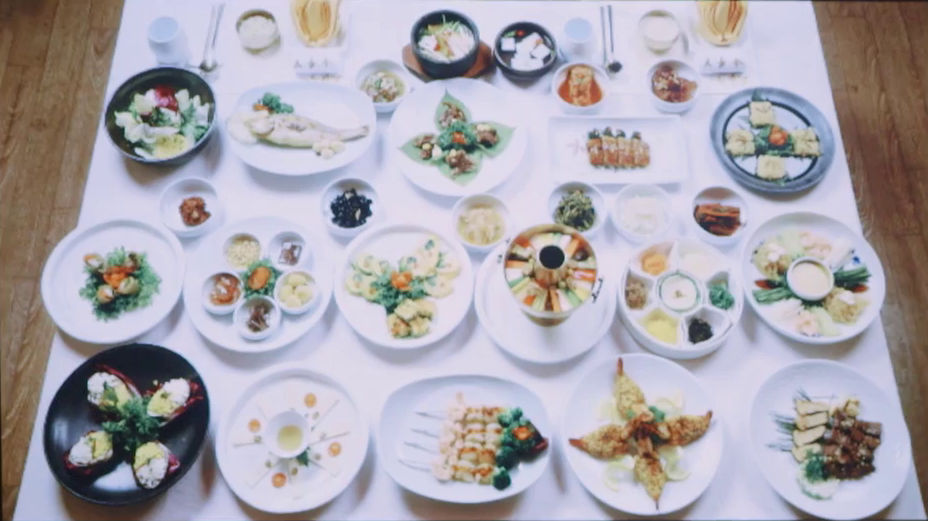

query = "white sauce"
[790,261,832,297]
[642,14,680,43]
[620,196,666,235]
[238,15,278,50]
[660,273,699,312]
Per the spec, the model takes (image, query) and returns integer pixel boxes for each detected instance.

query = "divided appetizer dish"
[548,116,689,185]
[379,375,551,503]
[390,78,526,196]
[104,67,216,166]
[749,360,910,520]
[410,10,481,79]
[216,363,368,513]
[618,238,743,359]
[563,355,723,515]
[335,223,473,348]
[40,219,184,345]
[711,87,835,193]
[182,217,333,352]
[742,212,885,345]
[493,22,558,80]
[226,82,376,175]
[43,344,209,506]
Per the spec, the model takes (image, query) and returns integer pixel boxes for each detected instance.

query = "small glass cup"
[563,18,594,60]
[148,16,189,65]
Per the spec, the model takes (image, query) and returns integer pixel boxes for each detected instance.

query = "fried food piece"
[660,411,713,446]
[568,424,634,459]
[613,358,646,419]
[634,436,666,509]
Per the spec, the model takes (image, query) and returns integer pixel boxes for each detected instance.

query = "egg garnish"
[133,441,169,489]
[147,378,191,418]
[87,372,133,410]
[68,431,114,466]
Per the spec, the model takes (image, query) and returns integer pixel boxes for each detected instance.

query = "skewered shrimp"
[614,358,646,419]
[660,412,713,446]
[634,436,666,509]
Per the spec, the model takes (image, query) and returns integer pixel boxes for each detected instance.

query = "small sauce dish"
[158,177,223,239]
[201,272,244,315]
[267,231,309,271]
[273,270,318,315]
[787,257,834,302]
[233,296,281,342]
[639,10,681,53]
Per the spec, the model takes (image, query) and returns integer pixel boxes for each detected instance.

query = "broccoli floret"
[495,446,519,470]
[497,407,523,427]
[491,467,512,490]
[648,405,666,423]
[510,424,540,456]
[500,428,518,449]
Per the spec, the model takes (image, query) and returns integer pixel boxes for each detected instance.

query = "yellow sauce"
[644,314,678,344]
[277,425,304,452]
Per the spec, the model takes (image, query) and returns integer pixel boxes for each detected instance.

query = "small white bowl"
[201,271,244,315]
[646,59,700,114]
[786,257,835,302]
[267,230,309,270]
[321,177,381,238]
[548,181,606,238]
[273,269,318,315]
[223,232,263,270]
[236,9,280,52]
[611,184,673,243]
[158,178,223,239]
[233,296,281,342]
[451,193,513,255]
[551,61,609,114]
[355,59,414,114]
[638,10,681,53]
[691,185,749,247]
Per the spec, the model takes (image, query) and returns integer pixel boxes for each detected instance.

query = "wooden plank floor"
[1,1,926,518]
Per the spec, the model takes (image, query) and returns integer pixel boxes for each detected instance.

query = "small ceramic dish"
[647,59,700,114]
[201,272,244,315]
[638,10,681,53]
[267,230,309,270]
[235,9,280,52]
[158,178,222,239]
[451,193,513,255]
[611,184,673,243]
[321,177,381,239]
[355,60,414,114]
[233,296,281,342]
[548,181,606,238]
[223,233,263,270]
[410,10,480,79]
[493,21,559,81]
[273,270,318,315]
[551,61,608,114]
[691,185,749,247]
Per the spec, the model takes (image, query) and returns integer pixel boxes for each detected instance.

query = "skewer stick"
[414,410,446,419]
[310,399,340,432]
[308,431,350,446]
[404,441,439,454]
[399,459,431,472]
[411,428,439,438]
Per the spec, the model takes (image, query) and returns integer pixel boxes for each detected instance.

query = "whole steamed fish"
[227,109,369,158]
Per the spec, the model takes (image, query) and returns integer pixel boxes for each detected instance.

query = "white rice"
[136,455,168,489]
[86,372,124,406]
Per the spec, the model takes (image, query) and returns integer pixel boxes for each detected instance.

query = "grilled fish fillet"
[228,110,369,147]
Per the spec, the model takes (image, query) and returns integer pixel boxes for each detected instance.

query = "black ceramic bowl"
[43,343,210,506]
[410,10,480,79]
[493,22,559,81]
[104,67,217,167]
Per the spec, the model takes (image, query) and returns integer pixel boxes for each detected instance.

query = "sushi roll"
[64,430,116,477]
[630,132,651,167]
[146,378,203,424]
[601,127,619,167]
[132,441,180,489]
[616,129,633,167]
[86,366,140,412]
[586,129,604,166]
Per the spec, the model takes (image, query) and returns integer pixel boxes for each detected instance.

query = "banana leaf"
[399,133,441,166]
[436,151,482,186]
[434,90,472,129]
[474,121,515,158]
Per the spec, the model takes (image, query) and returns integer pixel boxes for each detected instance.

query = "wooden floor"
[1,1,927,518]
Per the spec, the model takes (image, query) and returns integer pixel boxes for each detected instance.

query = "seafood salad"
[401,90,515,186]
[750,229,871,338]
[770,391,883,500]
[113,85,211,160]
[568,358,713,510]
[400,392,549,491]
[227,92,370,159]
[344,235,461,339]
[417,15,476,63]
[79,248,161,321]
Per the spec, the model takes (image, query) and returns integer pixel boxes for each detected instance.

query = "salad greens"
[101,394,161,454]
[78,247,161,321]
[113,86,211,159]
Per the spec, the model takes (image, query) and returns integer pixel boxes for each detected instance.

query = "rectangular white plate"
[547,115,690,185]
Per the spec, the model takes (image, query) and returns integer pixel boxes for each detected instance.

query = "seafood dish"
[64,364,204,489]
[496,26,555,72]
[569,358,713,509]
[651,64,698,104]
[227,92,370,159]
[503,225,598,322]
[696,0,749,46]
[79,248,161,321]
[749,229,872,339]
[694,203,741,237]
[113,85,212,160]
[360,70,405,104]
[291,0,341,46]
[416,14,477,63]
[400,90,515,186]
[585,127,651,169]
[400,392,549,491]
[769,390,883,500]
[620,239,741,356]
[179,196,210,227]
[557,64,603,107]
[329,188,373,229]
[344,236,461,339]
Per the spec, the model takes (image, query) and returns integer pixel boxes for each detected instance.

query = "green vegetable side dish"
[400,90,515,186]
[113,85,212,160]
[491,406,548,490]
[255,92,294,114]
[709,282,735,310]
[240,259,281,298]
[101,393,162,454]
[554,189,596,232]
[79,247,161,321]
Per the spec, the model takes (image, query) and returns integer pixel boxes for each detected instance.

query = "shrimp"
[658,411,713,446]
[634,436,666,509]
[568,424,634,459]
[613,358,646,419]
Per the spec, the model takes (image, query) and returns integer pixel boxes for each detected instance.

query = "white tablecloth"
[13,1,927,519]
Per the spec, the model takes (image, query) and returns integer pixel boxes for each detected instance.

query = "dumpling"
[408,316,430,338]
[724,128,755,156]
[387,314,411,338]
[749,101,776,127]
[756,155,786,180]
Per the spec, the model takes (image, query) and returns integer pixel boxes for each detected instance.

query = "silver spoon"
[605,5,623,74]
[199,3,224,74]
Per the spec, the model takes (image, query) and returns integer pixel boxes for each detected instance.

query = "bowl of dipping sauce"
[236,9,280,52]
[786,257,834,301]
[639,10,681,53]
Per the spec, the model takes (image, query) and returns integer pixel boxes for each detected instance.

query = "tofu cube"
[530,43,551,60]
[500,37,516,52]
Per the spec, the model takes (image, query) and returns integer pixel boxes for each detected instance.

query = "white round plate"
[388,78,528,197]
[334,222,473,349]
[741,212,885,345]
[562,354,724,515]
[40,218,185,345]
[183,217,332,352]
[748,360,911,520]
[226,82,377,176]
[215,362,369,514]
[618,238,743,359]
[475,243,614,364]
[378,374,551,504]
